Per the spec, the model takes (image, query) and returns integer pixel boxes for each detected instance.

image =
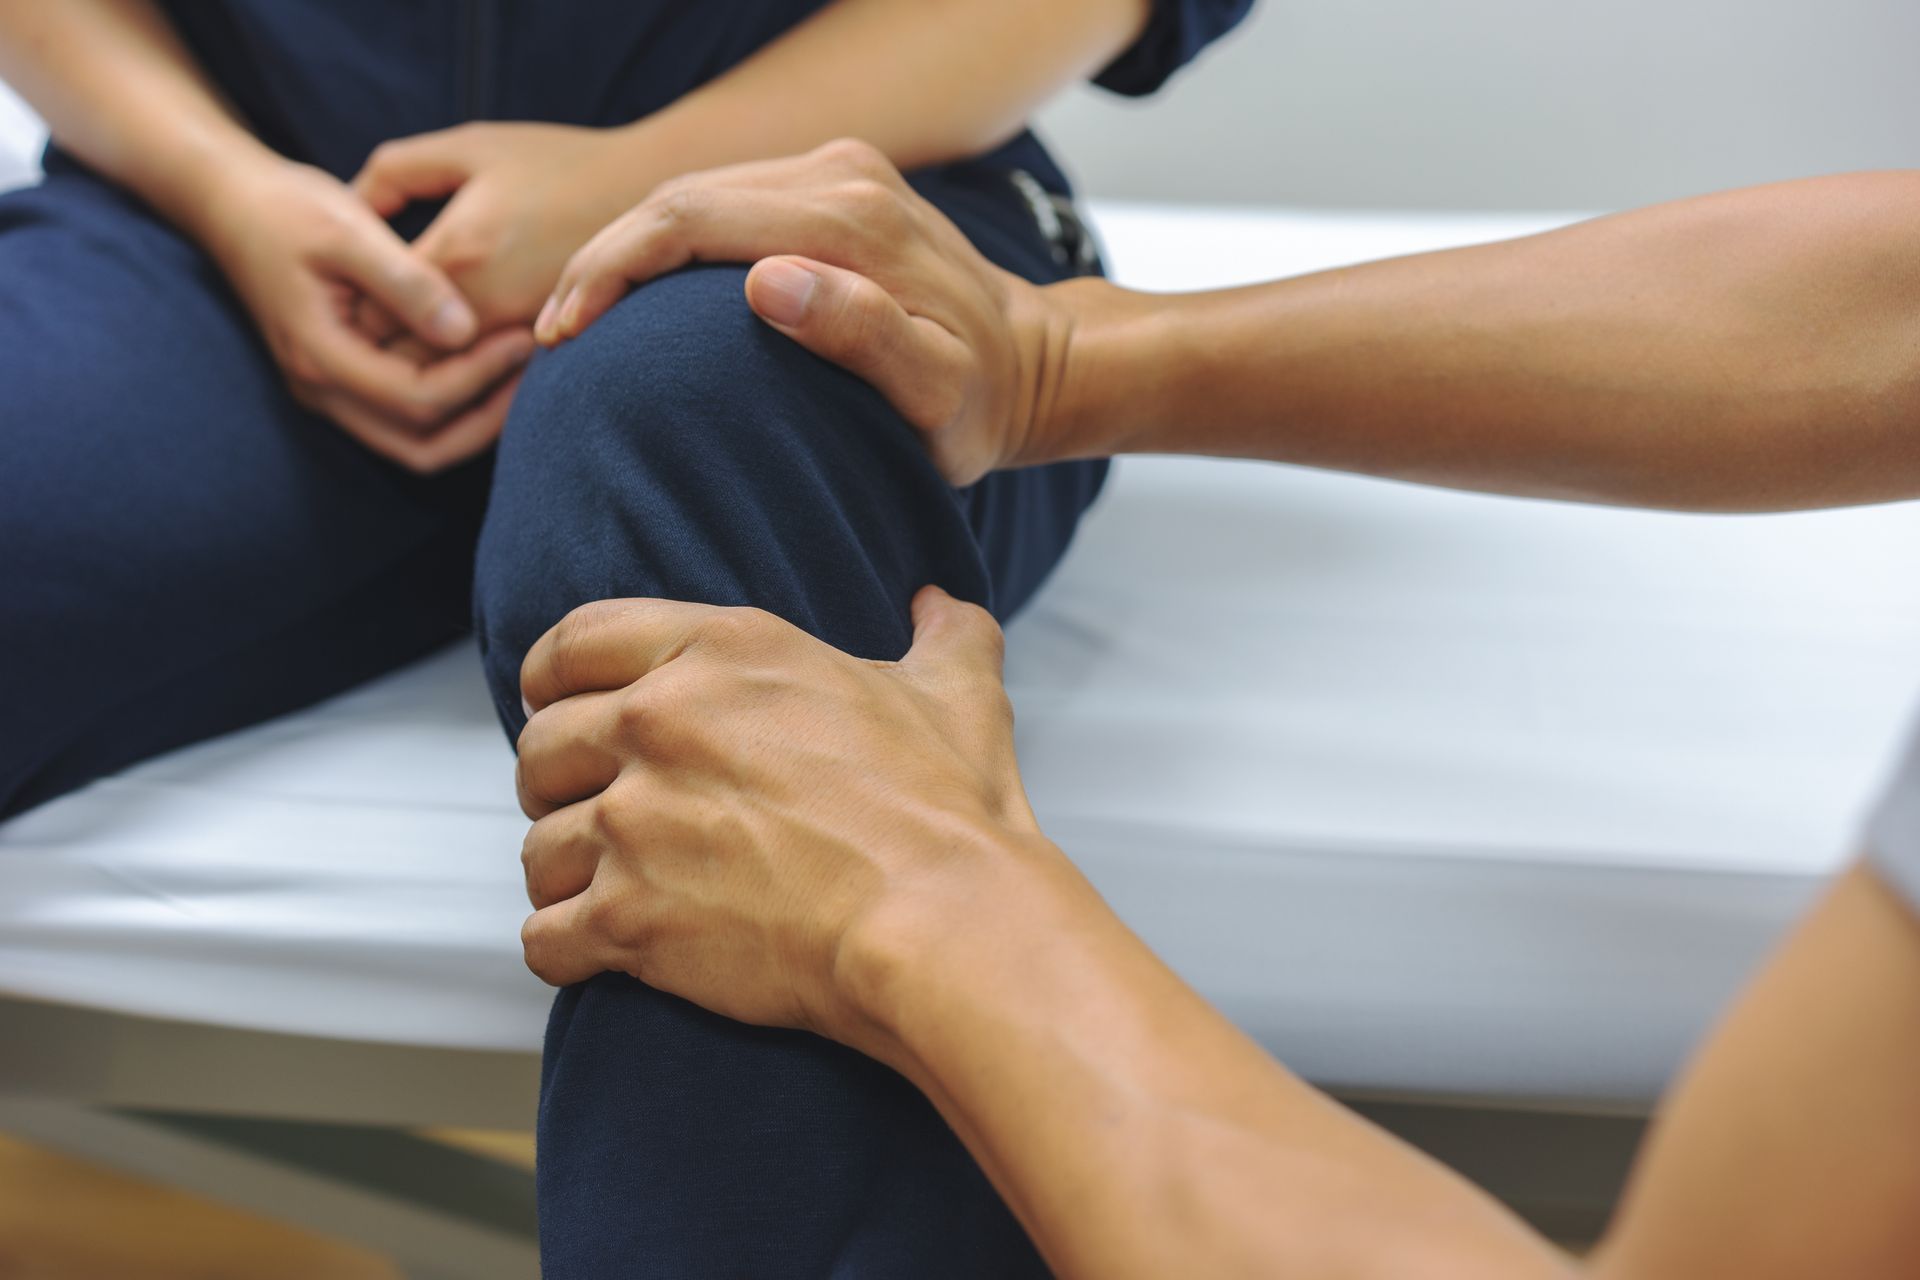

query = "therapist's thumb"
[745,256,958,430]
[900,586,1006,685]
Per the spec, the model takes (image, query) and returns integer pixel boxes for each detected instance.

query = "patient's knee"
[502,263,891,495]
[471,263,933,729]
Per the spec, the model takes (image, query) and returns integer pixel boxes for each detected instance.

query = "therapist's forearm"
[845,840,1575,1280]
[0,0,276,243]
[628,0,1150,179]
[1050,172,1920,511]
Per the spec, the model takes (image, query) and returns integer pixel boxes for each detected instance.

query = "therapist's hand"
[514,587,1073,1050]
[538,139,1084,486]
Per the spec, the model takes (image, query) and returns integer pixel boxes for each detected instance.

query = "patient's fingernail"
[753,260,816,327]
[521,694,535,721]
[534,296,557,342]
[557,288,582,335]
[429,297,477,346]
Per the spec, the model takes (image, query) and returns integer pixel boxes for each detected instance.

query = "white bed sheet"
[0,82,39,193]
[6,197,1920,1106]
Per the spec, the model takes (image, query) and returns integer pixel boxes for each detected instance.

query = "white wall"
[1037,0,1920,210]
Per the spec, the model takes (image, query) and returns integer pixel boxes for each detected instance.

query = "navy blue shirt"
[156,0,1253,185]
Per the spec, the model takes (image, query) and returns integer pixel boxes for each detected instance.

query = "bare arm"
[846,820,1575,1280]
[1590,862,1920,1280]
[864,847,1920,1280]
[0,0,268,243]
[1052,171,1920,511]
[636,0,1154,177]
[510,595,1920,1280]
[0,0,540,472]
[547,152,1920,507]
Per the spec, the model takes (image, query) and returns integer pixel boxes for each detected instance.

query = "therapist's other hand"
[206,156,535,472]
[353,121,653,330]
[515,587,1062,1048]
[539,139,1073,486]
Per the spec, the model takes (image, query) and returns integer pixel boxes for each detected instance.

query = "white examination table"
[4,114,1919,1270]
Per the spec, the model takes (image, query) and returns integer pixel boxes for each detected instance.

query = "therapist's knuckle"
[612,685,660,743]
[645,673,710,752]
[960,601,1004,654]
[591,784,645,849]
[818,137,887,177]
[547,604,606,685]
[580,891,628,949]
[513,758,545,817]
[913,376,967,439]
[838,177,899,224]
[630,194,679,240]
[589,788,625,837]
[695,606,768,654]
[521,929,570,987]
[652,185,708,233]
[519,835,549,899]
[519,916,552,975]
[524,859,564,915]
[647,171,695,204]
[839,278,900,359]
[512,704,543,756]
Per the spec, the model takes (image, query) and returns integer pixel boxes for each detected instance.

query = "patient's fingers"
[307,319,533,431]
[352,129,478,220]
[352,296,405,346]
[311,365,522,475]
[515,690,624,819]
[520,801,602,909]
[391,367,523,473]
[318,210,477,350]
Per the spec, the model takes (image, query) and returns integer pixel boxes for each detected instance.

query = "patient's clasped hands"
[204,121,661,472]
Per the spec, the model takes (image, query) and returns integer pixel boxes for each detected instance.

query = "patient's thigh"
[0,169,488,817]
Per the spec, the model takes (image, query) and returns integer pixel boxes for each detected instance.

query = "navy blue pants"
[0,156,1100,1274]
[480,172,1105,1276]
